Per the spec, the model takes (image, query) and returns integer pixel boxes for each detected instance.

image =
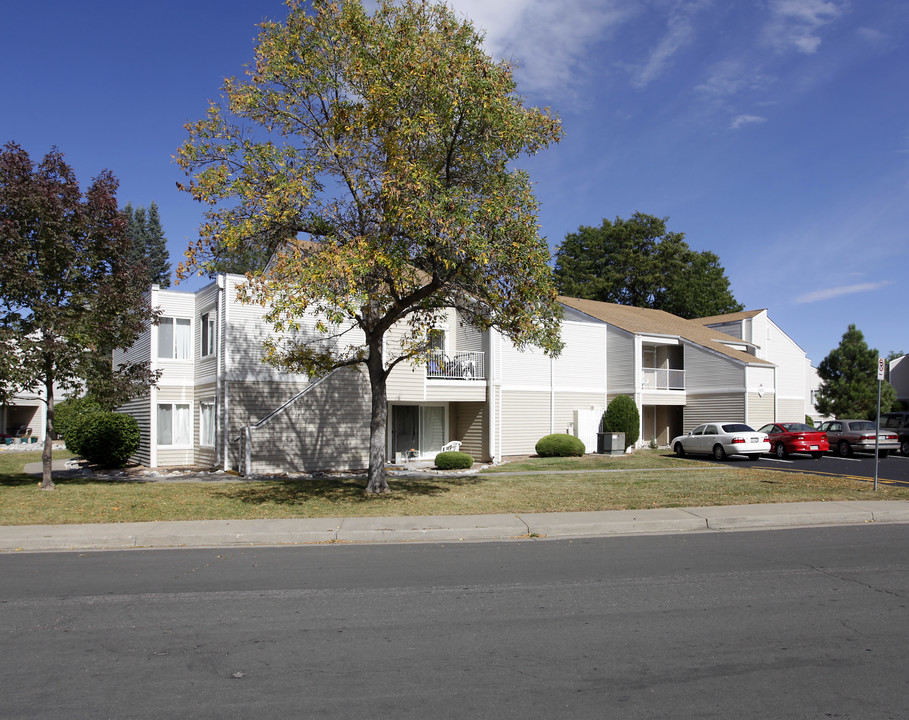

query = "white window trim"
[201,310,216,358]
[157,402,193,448]
[199,400,215,448]
[158,317,193,361]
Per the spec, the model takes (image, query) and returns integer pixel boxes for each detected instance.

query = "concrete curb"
[3,501,909,552]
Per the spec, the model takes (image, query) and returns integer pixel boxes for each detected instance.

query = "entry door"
[392,406,419,458]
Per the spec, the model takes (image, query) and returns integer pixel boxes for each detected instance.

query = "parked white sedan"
[672,423,770,461]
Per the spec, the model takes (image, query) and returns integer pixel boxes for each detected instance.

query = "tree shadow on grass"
[211,474,487,507]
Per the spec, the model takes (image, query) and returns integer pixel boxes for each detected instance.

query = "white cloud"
[796,281,891,303]
[762,0,848,54]
[445,0,633,96]
[729,114,767,129]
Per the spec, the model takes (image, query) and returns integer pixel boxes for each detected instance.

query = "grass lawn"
[2,448,908,526]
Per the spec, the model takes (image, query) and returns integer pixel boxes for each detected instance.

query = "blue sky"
[3,0,907,366]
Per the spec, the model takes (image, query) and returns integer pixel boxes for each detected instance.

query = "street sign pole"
[874,357,885,491]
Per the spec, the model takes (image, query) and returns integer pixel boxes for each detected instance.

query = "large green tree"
[554,212,743,319]
[816,324,896,419]
[0,143,157,489]
[177,0,564,493]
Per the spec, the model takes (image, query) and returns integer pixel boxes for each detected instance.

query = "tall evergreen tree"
[554,212,743,319]
[122,201,170,287]
[816,324,896,419]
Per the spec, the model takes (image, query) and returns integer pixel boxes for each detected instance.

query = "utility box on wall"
[597,431,625,455]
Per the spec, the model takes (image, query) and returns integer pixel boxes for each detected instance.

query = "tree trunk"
[40,370,56,491]
[364,350,389,494]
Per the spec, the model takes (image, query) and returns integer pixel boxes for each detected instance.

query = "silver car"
[672,422,770,461]
[818,419,900,457]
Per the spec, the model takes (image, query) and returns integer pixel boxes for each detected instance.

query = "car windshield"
[848,421,875,431]
[722,424,754,433]
[780,423,814,432]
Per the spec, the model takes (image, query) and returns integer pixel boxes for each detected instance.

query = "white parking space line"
[762,458,794,464]
[827,456,862,462]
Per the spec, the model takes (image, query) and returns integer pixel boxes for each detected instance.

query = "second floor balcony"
[642,367,685,390]
[426,351,485,381]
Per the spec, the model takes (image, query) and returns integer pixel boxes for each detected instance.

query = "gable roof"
[557,297,773,366]
[691,309,765,325]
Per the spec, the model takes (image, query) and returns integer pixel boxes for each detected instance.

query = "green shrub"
[434,451,474,470]
[602,395,640,447]
[54,396,103,441]
[70,412,140,468]
[535,433,585,457]
[805,415,815,427]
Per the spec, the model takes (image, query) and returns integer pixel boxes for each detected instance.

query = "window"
[158,317,191,359]
[199,401,215,447]
[201,312,216,357]
[158,403,191,446]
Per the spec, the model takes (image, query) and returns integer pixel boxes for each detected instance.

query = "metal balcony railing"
[426,351,485,380]
[641,367,685,390]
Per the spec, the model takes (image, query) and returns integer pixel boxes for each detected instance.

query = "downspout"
[217,275,227,470]
[149,285,159,468]
[487,328,497,463]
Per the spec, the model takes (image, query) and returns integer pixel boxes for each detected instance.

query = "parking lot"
[678,450,909,488]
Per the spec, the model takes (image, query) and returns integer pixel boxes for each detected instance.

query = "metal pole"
[874,377,881,492]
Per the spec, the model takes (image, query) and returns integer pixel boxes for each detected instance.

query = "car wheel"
[811,451,823,459]
[901,440,909,457]
[712,444,726,461]
[745,454,760,461]
[674,442,685,458]
[838,440,851,457]
[775,442,788,459]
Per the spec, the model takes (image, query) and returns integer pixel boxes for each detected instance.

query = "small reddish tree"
[0,143,157,489]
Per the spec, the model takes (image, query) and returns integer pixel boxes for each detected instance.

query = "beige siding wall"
[776,398,805,422]
[386,320,426,402]
[748,392,776,429]
[554,323,607,392]
[555,392,607,438]
[683,393,745,432]
[498,390,551,455]
[232,369,371,475]
[451,402,488,461]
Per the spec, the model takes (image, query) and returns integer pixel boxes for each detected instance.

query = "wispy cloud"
[729,114,767,130]
[762,0,848,54]
[796,281,891,303]
[446,0,633,97]
[627,1,712,88]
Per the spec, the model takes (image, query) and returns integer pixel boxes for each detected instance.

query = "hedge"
[535,433,585,457]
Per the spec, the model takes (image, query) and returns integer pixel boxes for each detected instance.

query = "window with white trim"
[201,312,216,357]
[158,403,191,446]
[158,317,191,359]
[199,401,215,447]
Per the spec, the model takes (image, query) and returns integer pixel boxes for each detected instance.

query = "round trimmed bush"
[54,396,103,442]
[435,451,474,470]
[602,395,640,447]
[535,433,585,457]
[71,412,140,468]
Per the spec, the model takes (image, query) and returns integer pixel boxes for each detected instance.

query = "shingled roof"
[557,297,773,366]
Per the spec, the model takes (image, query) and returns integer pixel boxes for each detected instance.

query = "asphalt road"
[676,449,909,487]
[3,525,909,719]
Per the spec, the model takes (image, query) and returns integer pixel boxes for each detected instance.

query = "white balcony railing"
[426,351,485,380]
[641,367,685,390]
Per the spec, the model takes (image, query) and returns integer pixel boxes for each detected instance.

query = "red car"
[757,422,829,459]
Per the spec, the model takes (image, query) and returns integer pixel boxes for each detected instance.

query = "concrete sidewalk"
[3,501,909,552]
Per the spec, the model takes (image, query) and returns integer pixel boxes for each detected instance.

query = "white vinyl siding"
[606,326,635,395]
[498,390,552,455]
[683,393,746,432]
